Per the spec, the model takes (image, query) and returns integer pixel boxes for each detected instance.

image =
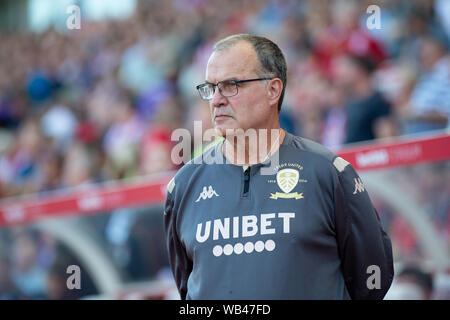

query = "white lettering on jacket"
[196,213,295,243]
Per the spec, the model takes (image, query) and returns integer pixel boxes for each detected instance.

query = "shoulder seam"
[333,157,350,173]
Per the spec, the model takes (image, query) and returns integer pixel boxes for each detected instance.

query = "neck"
[222,126,285,166]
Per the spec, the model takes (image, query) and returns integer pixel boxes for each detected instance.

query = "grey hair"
[213,34,287,113]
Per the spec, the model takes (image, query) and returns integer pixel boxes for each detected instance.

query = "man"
[406,35,450,133]
[333,54,393,144]
[164,34,393,299]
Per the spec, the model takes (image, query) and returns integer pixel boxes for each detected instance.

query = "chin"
[214,126,228,138]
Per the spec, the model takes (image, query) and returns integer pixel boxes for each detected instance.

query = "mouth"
[214,115,232,120]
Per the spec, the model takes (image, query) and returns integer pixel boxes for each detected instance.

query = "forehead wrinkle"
[206,42,260,83]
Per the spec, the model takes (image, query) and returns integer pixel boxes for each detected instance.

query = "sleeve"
[333,158,394,300]
[164,181,193,300]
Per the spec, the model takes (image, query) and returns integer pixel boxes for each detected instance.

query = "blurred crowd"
[0,0,450,299]
[0,0,450,198]
[0,227,98,299]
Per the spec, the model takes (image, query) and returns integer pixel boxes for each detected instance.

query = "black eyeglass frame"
[196,77,273,100]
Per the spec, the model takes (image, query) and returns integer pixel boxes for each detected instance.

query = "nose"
[210,85,227,110]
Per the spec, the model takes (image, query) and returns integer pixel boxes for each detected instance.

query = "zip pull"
[243,166,250,196]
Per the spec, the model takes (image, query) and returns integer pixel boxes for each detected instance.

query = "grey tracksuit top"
[164,131,394,300]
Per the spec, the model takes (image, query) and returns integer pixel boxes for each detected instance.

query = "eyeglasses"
[196,78,273,101]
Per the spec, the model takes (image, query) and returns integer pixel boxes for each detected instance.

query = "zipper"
[243,166,250,196]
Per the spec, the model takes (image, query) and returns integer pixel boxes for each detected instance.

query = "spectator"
[333,53,395,144]
[0,245,28,300]
[10,230,47,299]
[139,126,178,176]
[385,265,434,300]
[102,93,145,180]
[320,84,347,149]
[60,143,94,188]
[405,35,450,133]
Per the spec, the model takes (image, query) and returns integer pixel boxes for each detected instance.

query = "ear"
[266,78,283,106]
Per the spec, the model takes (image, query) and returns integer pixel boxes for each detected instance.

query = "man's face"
[333,55,360,89]
[205,42,272,136]
[419,39,444,70]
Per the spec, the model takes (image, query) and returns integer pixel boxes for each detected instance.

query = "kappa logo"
[353,178,365,194]
[195,185,219,202]
[270,169,303,200]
